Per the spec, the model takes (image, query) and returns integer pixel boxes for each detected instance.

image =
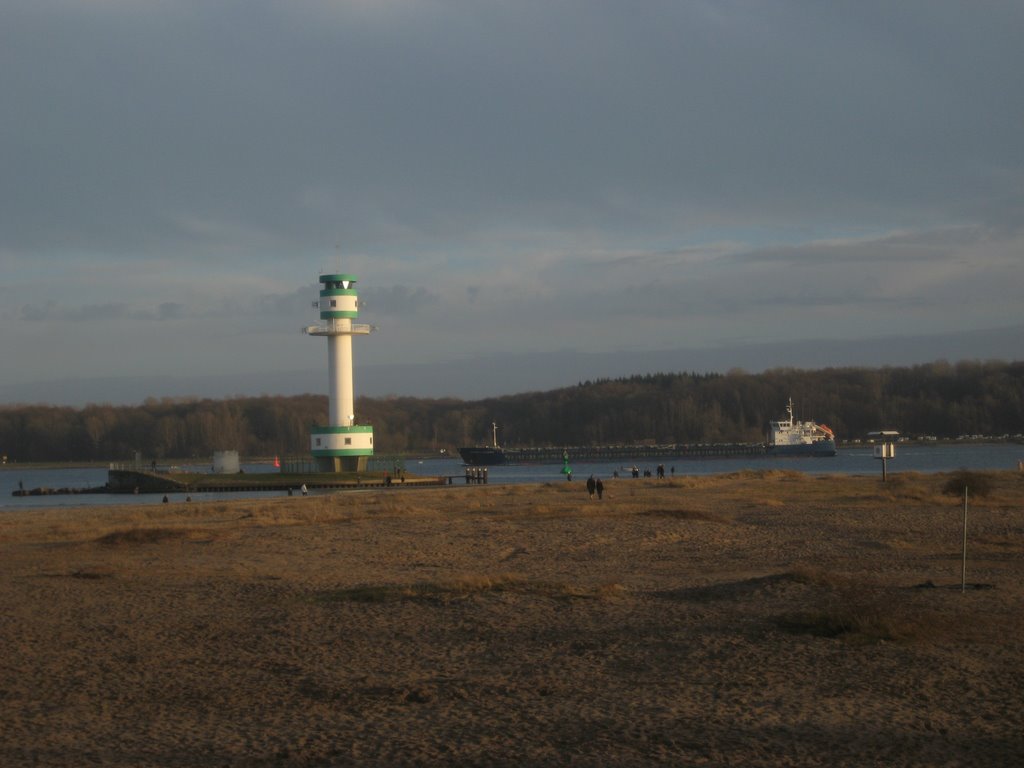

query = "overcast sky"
[2,0,1022,403]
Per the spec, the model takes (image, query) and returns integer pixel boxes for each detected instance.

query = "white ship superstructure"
[767,398,837,457]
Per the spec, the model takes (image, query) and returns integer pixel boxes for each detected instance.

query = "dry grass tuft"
[773,605,907,642]
[38,567,118,580]
[772,595,954,644]
[723,469,807,482]
[880,472,940,502]
[95,527,215,545]
[772,575,988,645]
[783,566,859,589]
[941,469,996,498]
[315,574,627,605]
[655,570,831,603]
[69,567,116,579]
[638,508,722,522]
[664,476,721,490]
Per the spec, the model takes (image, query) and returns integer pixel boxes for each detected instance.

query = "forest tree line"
[1,360,1022,463]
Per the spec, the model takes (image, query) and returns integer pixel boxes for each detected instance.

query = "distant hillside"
[3,323,1022,406]
[2,360,1022,462]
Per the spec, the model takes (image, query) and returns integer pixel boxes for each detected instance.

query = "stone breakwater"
[11,485,107,497]
[12,469,448,498]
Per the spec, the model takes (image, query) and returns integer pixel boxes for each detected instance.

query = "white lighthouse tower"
[303,273,374,472]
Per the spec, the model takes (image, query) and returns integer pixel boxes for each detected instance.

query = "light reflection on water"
[2,443,1021,509]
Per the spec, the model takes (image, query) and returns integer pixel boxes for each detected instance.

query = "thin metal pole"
[961,486,968,592]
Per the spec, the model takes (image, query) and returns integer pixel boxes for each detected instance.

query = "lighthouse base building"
[304,273,374,473]
[309,425,373,473]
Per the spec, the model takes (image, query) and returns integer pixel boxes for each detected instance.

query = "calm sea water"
[2,443,1022,510]
[422,442,1024,486]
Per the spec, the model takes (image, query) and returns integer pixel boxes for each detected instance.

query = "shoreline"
[2,437,1023,471]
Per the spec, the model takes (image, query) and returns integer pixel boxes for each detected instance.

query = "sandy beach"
[2,470,1022,766]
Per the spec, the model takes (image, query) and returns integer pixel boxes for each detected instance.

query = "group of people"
[622,464,673,479]
[585,475,604,499]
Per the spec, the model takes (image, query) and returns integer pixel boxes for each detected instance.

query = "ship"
[458,422,766,465]
[766,398,837,457]
[458,422,508,466]
[458,401,837,465]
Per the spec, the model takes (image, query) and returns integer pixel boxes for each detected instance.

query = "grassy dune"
[1,470,1022,766]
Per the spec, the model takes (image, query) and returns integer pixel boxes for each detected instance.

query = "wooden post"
[961,486,969,592]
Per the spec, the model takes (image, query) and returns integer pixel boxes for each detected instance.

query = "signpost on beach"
[868,431,899,481]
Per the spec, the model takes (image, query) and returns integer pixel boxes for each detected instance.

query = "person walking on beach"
[586,475,596,498]
[595,477,604,500]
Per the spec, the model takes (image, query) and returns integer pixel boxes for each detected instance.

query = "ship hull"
[458,447,508,466]
[460,443,769,464]
[766,439,837,457]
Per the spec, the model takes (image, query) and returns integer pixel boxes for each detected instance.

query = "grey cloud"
[733,228,987,266]
[62,304,133,322]
[20,302,188,323]
[529,221,1023,325]
[157,302,184,320]
[360,285,440,316]
[2,1,1022,259]
[256,285,319,317]
[1,2,1022,392]
[20,304,52,322]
